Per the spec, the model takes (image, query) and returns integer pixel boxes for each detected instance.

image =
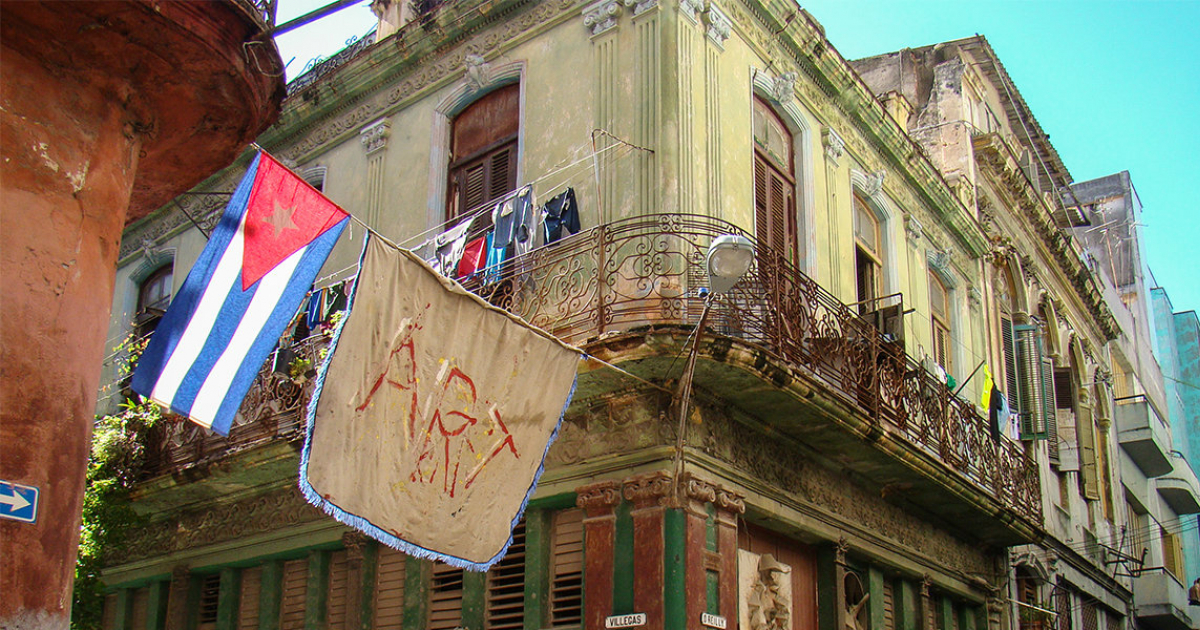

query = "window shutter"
[486,521,526,630]
[1014,325,1048,440]
[1078,412,1100,500]
[1001,317,1019,406]
[280,559,308,630]
[882,579,895,630]
[428,563,464,630]
[102,593,119,630]
[327,550,349,630]
[1043,356,1059,462]
[373,547,408,629]
[239,567,262,630]
[754,153,798,265]
[130,587,150,630]
[198,574,220,630]
[1053,368,1080,471]
[489,147,516,203]
[550,508,584,627]
[754,156,770,249]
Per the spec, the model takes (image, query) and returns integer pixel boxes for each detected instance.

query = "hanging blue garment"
[542,187,580,244]
[483,231,505,285]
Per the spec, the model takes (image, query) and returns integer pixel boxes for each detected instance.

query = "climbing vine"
[72,335,163,630]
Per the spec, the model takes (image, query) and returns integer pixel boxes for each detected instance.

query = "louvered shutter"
[373,547,408,629]
[1043,355,1059,462]
[1054,369,1079,471]
[280,559,308,630]
[754,157,770,250]
[327,550,349,630]
[486,521,526,630]
[1015,325,1048,440]
[882,579,895,630]
[1078,411,1100,500]
[1001,317,1019,408]
[197,575,220,630]
[428,563,464,630]
[550,509,584,627]
[130,587,149,630]
[239,567,262,630]
[755,153,798,265]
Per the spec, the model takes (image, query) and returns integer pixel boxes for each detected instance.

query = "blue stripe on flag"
[132,155,260,400]
[208,219,347,434]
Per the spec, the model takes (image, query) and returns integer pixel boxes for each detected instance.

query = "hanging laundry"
[305,288,325,331]
[434,216,474,278]
[484,231,506,285]
[458,234,489,278]
[542,187,580,244]
[512,187,537,257]
[326,282,348,320]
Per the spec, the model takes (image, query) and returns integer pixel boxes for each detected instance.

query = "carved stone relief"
[359,118,391,154]
[822,126,845,164]
[703,2,732,47]
[769,71,798,105]
[114,484,326,563]
[740,550,793,630]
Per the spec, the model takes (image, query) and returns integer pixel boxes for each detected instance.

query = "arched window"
[136,264,173,337]
[752,97,797,265]
[997,265,1019,404]
[446,83,520,222]
[929,271,951,372]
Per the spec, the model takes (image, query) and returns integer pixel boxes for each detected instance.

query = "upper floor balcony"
[1134,569,1195,630]
[1116,394,1174,477]
[139,214,1041,543]
[1156,452,1200,515]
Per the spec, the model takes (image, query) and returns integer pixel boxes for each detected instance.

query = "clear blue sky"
[273,0,1200,318]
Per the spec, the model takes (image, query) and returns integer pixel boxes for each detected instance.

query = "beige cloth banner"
[302,237,579,569]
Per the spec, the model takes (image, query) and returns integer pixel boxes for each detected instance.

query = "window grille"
[198,574,221,627]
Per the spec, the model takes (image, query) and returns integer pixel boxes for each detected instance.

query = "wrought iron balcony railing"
[143,213,1041,524]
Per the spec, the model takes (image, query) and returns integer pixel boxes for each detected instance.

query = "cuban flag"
[132,152,349,435]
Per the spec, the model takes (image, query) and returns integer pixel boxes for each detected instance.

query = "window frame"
[445,83,521,225]
[752,97,799,267]
[929,270,952,373]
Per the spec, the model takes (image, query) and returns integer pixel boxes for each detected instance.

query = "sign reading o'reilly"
[605,614,647,629]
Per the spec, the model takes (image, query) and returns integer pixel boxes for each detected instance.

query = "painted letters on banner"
[301,237,579,570]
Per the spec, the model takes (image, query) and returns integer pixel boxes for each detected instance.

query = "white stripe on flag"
[150,214,249,423]
[188,246,306,426]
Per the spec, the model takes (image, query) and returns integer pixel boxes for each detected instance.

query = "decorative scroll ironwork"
[145,213,1040,523]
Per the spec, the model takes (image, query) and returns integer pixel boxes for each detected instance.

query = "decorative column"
[821,126,845,289]
[582,0,622,224]
[714,487,744,630]
[623,472,673,630]
[360,118,391,228]
[681,474,717,629]
[343,532,376,630]
[702,2,730,218]
[165,565,191,630]
[577,480,623,630]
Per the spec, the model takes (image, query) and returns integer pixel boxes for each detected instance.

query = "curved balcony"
[140,214,1041,536]
[1157,452,1200,515]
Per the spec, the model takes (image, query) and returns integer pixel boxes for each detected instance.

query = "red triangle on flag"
[241,153,348,290]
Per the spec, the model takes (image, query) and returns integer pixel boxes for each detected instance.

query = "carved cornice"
[623,471,673,509]
[113,485,325,564]
[576,479,623,516]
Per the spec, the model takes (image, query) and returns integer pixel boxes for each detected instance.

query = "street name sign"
[0,480,39,524]
[605,614,647,628]
[701,614,727,629]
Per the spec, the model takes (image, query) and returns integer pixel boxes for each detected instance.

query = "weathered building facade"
[93,3,1148,630]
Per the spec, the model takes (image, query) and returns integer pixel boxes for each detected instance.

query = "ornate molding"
[863,170,886,198]
[769,71,798,105]
[682,472,717,504]
[582,0,622,35]
[359,118,391,155]
[621,0,658,18]
[927,248,954,285]
[114,485,325,563]
[623,471,673,509]
[342,531,369,560]
[822,126,845,164]
[463,53,491,93]
[576,479,623,516]
[904,215,923,244]
[715,487,745,515]
[835,536,850,566]
[703,2,731,47]
[968,286,982,310]
[679,0,704,23]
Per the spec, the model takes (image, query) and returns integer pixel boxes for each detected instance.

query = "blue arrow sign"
[0,480,39,524]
